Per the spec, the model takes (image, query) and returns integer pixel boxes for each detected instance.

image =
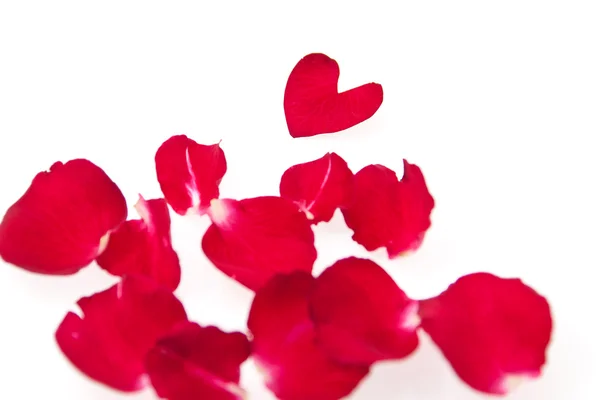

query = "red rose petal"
[55,275,188,392]
[155,135,227,215]
[279,152,354,224]
[418,273,553,395]
[145,322,250,400]
[341,160,435,258]
[0,159,127,274]
[248,272,369,400]
[309,257,420,365]
[202,197,317,291]
[96,196,181,290]
[284,53,384,138]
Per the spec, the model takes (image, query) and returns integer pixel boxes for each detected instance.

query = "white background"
[1,1,599,399]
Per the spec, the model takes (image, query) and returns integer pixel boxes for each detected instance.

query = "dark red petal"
[418,272,553,395]
[309,257,420,365]
[284,53,384,138]
[279,152,354,224]
[202,197,317,291]
[0,159,127,274]
[248,272,369,400]
[341,160,435,258]
[155,135,227,215]
[96,196,181,290]
[55,275,188,392]
[145,322,250,400]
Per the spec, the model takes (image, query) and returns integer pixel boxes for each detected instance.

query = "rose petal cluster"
[0,53,553,399]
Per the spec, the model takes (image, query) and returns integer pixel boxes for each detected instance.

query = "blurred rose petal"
[310,257,420,365]
[155,135,226,215]
[280,152,354,224]
[0,159,127,274]
[418,272,553,395]
[96,196,181,290]
[202,197,317,291]
[248,272,369,400]
[55,275,188,392]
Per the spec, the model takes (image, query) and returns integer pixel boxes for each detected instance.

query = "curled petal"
[145,322,250,400]
[310,257,420,365]
[0,159,127,274]
[284,53,384,138]
[96,196,181,290]
[155,135,227,215]
[279,152,354,224]
[418,272,553,395]
[341,160,435,258]
[202,197,317,291]
[248,272,369,400]
[55,275,188,392]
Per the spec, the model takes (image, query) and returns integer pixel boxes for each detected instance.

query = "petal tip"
[496,372,539,395]
[97,232,112,256]
[207,198,230,226]
[400,302,421,331]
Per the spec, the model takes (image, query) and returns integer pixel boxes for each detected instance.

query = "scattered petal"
[310,257,420,365]
[145,322,251,400]
[202,197,317,291]
[341,160,435,258]
[155,135,227,215]
[284,53,384,138]
[418,272,553,395]
[279,152,354,224]
[55,275,188,392]
[96,196,181,290]
[0,159,127,274]
[248,272,369,400]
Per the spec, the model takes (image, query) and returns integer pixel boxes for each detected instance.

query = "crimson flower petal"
[341,160,435,258]
[309,257,420,365]
[418,272,553,395]
[55,275,188,392]
[96,196,180,290]
[279,152,354,224]
[0,159,127,274]
[145,322,250,400]
[284,53,384,138]
[248,272,369,400]
[155,135,227,215]
[202,197,317,291]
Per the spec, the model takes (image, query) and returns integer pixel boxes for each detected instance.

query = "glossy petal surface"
[155,135,227,215]
[202,197,317,291]
[96,196,181,290]
[55,275,188,392]
[310,257,420,365]
[342,160,435,258]
[284,53,383,138]
[0,159,127,274]
[280,152,354,224]
[418,272,553,395]
[146,322,250,400]
[248,272,369,400]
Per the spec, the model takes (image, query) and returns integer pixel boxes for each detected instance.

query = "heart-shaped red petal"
[280,152,354,224]
[96,196,181,291]
[155,135,227,215]
[202,197,317,291]
[0,159,127,274]
[55,275,188,392]
[310,257,420,365]
[284,53,383,138]
[248,272,370,400]
[145,322,251,400]
[342,160,435,258]
[418,272,553,395]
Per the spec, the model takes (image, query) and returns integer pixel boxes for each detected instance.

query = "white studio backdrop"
[0,1,598,399]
